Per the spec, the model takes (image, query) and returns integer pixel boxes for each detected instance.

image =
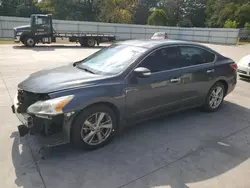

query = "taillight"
[230,63,238,70]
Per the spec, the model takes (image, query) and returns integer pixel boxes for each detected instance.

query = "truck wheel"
[87,38,96,47]
[71,105,118,150]
[25,37,36,47]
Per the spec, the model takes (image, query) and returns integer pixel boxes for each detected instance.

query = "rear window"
[180,46,216,66]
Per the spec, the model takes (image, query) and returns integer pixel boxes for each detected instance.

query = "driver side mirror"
[133,67,151,78]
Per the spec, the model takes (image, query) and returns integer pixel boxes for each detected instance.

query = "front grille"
[237,69,247,74]
[16,90,48,113]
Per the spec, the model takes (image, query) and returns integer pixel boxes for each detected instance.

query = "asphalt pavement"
[1,43,250,188]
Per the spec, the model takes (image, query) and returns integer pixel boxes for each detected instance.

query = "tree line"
[0,0,250,28]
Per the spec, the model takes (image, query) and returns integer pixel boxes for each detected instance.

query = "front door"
[125,46,183,120]
[178,45,217,108]
[32,16,51,37]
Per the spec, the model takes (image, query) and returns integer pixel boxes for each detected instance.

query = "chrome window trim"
[125,44,217,79]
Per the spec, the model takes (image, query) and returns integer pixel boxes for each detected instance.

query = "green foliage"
[133,4,150,24]
[0,0,40,17]
[1,0,250,28]
[184,0,206,27]
[245,22,250,30]
[244,22,250,34]
[235,3,250,27]
[37,0,97,21]
[223,19,238,28]
[98,0,136,23]
[218,3,237,27]
[178,18,193,27]
[147,9,167,26]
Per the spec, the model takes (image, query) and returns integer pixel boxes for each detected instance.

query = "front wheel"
[71,105,118,150]
[203,82,225,112]
[25,37,36,47]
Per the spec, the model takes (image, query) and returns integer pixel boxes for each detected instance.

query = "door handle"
[207,69,215,73]
[170,78,181,83]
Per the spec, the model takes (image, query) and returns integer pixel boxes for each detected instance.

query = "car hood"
[18,64,108,93]
[14,25,31,32]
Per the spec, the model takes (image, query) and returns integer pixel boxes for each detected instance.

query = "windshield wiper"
[77,65,96,74]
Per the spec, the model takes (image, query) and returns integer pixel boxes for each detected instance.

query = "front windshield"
[77,44,146,75]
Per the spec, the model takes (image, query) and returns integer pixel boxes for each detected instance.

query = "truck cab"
[14,14,54,47]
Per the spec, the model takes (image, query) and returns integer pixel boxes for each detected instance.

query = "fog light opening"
[18,125,30,137]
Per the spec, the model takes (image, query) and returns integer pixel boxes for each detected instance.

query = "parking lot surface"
[1,43,250,188]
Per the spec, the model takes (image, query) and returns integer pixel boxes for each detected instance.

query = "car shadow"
[11,101,250,188]
[12,45,107,52]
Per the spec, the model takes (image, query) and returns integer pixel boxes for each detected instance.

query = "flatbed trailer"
[13,14,116,47]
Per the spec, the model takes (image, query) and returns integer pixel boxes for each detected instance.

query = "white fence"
[0,16,240,45]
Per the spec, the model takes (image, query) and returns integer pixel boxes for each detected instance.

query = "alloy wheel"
[81,112,113,145]
[209,86,224,109]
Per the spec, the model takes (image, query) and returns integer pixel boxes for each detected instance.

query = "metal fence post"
[114,25,117,39]
[0,17,2,39]
[130,27,132,39]
[208,30,211,43]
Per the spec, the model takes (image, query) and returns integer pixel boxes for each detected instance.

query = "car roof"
[116,39,201,49]
[153,32,167,35]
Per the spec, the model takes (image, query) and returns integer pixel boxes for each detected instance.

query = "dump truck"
[13,14,116,47]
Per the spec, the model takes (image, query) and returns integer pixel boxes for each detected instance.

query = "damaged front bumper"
[11,97,75,146]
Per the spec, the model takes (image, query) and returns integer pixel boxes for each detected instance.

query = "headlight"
[27,95,74,115]
[16,31,23,36]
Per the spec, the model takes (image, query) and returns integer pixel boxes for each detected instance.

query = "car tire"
[71,105,118,150]
[25,37,36,47]
[203,82,225,112]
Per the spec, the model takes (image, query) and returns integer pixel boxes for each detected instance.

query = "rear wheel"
[71,105,118,150]
[87,38,96,47]
[203,82,225,112]
[25,37,36,47]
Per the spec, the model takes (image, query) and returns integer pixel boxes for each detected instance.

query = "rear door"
[179,45,217,108]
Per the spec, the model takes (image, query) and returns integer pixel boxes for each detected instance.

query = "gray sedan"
[12,40,237,150]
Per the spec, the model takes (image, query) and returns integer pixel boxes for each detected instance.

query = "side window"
[139,47,181,73]
[179,46,215,66]
[35,17,48,25]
